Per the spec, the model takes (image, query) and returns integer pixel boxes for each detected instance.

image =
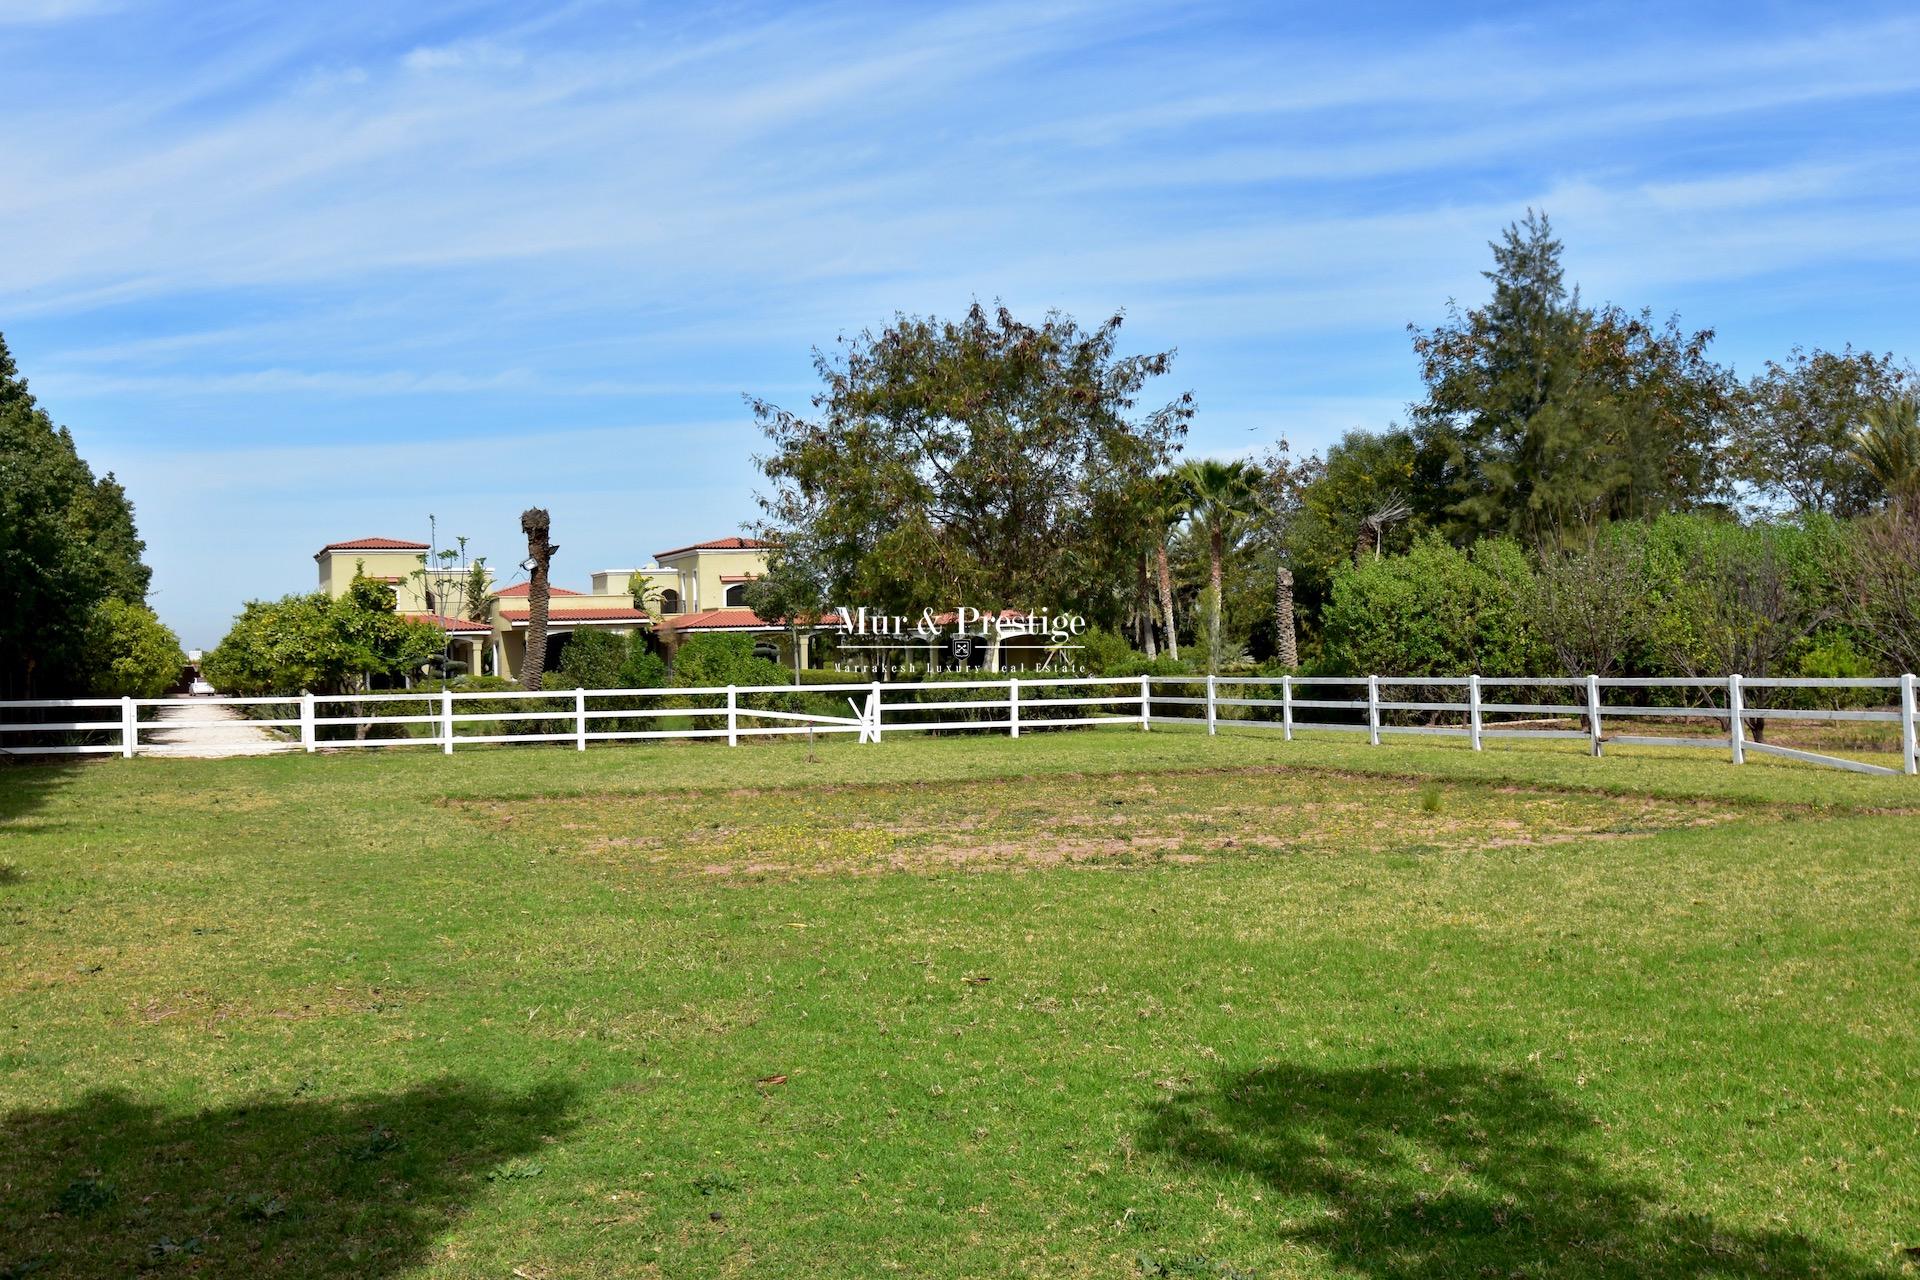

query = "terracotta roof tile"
[319,537,429,552]
[500,607,651,623]
[653,536,773,559]
[496,583,582,597]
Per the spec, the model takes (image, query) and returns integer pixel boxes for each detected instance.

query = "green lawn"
[3,729,1917,1278]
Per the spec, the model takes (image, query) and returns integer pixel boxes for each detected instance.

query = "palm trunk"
[1140,550,1158,660]
[1273,564,1297,669]
[519,508,558,691]
[1155,543,1179,661]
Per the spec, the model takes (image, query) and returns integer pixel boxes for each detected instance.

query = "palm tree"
[519,508,558,691]
[1176,458,1260,673]
[1353,493,1412,562]
[1853,395,1920,501]
[1145,474,1190,661]
[463,558,496,624]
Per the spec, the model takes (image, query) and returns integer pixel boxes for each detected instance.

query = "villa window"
[660,588,681,614]
[724,582,749,607]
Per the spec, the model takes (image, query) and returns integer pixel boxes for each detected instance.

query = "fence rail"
[0,673,1914,777]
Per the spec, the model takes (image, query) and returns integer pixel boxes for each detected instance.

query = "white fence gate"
[1,673,1914,777]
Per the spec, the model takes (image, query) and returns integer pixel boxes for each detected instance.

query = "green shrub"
[1793,630,1879,710]
[1319,535,1542,677]
[1077,626,1196,678]
[555,631,627,689]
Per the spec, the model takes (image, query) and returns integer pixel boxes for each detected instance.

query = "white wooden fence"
[1,673,1915,777]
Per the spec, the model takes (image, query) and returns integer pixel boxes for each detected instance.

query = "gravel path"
[140,700,286,758]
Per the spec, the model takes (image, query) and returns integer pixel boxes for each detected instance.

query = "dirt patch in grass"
[453,770,1752,880]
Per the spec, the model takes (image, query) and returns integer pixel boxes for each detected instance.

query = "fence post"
[301,691,316,753]
[1468,674,1483,751]
[121,696,136,759]
[1367,675,1380,746]
[870,680,884,744]
[441,688,454,755]
[575,688,587,752]
[1205,674,1217,736]
[1009,677,1020,739]
[1728,673,1744,765]
[1139,674,1151,732]
[1586,673,1603,758]
[1282,674,1293,742]
[1901,672,1917,777]
[726,685,738,747]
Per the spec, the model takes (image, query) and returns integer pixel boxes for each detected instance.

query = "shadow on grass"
[1139,1063,1895,1279]
[0,759,89,837]
[1,1078,574,1278]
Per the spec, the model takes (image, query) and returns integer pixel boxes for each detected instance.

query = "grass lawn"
[3,728,1917,1278]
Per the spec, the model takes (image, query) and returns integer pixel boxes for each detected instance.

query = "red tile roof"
[320,537,429,552]
[495,582,582,597]
[718,573,760,583]
[500,607,651,624]
[657,607,778,631]
[403,612,491,634]
[653,536,773,559]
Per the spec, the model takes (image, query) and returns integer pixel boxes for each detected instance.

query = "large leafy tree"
[1409,211,1734,546]
[0,332,156,699]
[751,304,1191,635]
[202,577,443,697]
[740,545,832,680]
[1731,346,1910,516]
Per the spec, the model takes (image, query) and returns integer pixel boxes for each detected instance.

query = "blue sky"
[3,0,1918,645]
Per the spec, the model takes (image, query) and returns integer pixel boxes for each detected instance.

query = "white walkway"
[140,700,284,758]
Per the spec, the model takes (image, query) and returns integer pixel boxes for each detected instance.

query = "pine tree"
[1409,212,1731,546]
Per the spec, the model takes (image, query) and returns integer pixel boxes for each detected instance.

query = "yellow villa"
[314,534,808,680]
[315,531,1085,680]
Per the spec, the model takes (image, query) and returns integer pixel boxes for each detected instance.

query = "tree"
[0,331,157,699]
[751,304,1191,639]
[1851,394,1920,503]
[519,508,557,691]
[1529,536,1652,678]
[1352,494,1412,563]
[464,559,496,623]
[740,545,831,680]
[1646,516,1846,740]
[1409,211,1733,545]
[202,577,442,697]
[1140,472,1190,661]
[1251,440,1316,669]
[1176,458,1260,673]
[82,599,185,698]
[1846,496,1920,675]
[1283,428,1415,642]
[1731,346,1910,515]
